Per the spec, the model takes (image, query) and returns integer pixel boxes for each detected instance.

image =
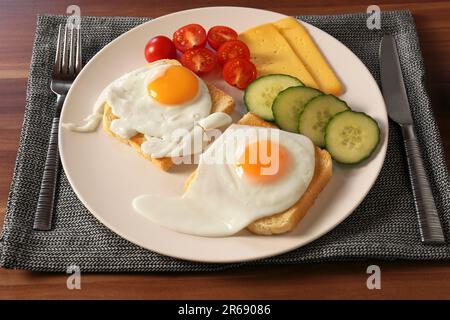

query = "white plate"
[59,7,388,263]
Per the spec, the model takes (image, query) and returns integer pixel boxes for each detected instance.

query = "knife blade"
[380,35,413,125]
[380,34,445,244]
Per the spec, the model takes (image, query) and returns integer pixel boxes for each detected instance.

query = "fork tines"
[54,23,82,77]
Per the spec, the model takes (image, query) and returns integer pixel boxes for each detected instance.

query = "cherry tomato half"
[223,58,257,89]
[217,40,251,65]
[144,36,177,62]
[207,26,238,51]
[181,47,217,74]
[172,24,207,52]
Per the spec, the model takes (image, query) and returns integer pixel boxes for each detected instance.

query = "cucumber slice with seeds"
[325,110,380,164]
[244,74,303,121]
[272,86,323,133]
[298,94,350,147]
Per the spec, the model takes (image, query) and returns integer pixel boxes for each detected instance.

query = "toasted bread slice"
[102,60,235,171]
[184,112,333,235]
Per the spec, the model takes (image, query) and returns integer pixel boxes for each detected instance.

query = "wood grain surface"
[0,0,449,300]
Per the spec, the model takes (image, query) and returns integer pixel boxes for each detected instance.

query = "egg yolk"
[148,65,199,105]
[236,140,291,184]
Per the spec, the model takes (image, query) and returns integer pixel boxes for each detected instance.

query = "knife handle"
[401,124,445,244]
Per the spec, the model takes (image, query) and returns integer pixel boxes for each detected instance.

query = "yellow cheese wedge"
[272,17,344,95]
[239,23,319,89]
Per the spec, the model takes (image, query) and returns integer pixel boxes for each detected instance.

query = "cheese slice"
[272,17,344,95]
[239,23,318,89]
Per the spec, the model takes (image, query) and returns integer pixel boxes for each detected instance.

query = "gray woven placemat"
[1,11,449,272]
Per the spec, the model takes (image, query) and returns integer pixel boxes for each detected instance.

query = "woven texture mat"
[1,11,449,272]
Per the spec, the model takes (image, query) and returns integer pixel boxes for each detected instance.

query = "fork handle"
[401,124,445,244]
[33,117,60,231]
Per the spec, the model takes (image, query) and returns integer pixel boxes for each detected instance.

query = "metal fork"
[33,23,82,231]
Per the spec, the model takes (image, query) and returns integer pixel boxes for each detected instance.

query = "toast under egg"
[184,112,333,235]
[102,59,235,171]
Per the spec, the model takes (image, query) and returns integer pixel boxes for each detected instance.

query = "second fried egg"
[133,125,316,237]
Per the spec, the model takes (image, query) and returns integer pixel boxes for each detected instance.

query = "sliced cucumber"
[272,86,323,133]
[325,110,380,164]
[298,94,350,147]
[244,74,303,121]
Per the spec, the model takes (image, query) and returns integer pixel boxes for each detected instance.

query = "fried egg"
[133,125,315,237]
[63,60,231,158]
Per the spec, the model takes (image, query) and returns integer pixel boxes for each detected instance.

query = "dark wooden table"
[1,0,449,300]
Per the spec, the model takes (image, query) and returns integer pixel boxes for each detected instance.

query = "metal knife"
[380,34,445,244]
